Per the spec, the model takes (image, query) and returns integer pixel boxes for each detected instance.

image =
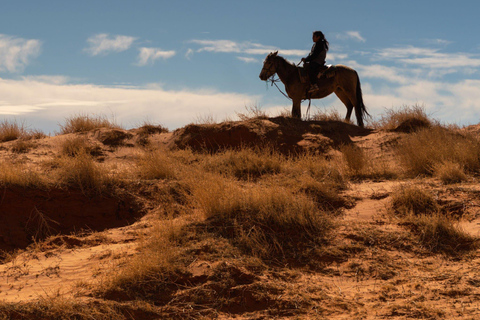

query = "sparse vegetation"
[375,104,432,131]
[59,114,121,134]
[396,126,480,176]
[1,108,480,319]
[390,184,439,216]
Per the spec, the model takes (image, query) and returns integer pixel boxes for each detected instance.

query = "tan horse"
[259,51,369,127]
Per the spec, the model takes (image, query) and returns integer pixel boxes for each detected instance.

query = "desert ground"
[1,106,480,319]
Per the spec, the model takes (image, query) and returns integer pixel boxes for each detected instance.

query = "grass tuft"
[59,114,121,134]
[390,185,439,216]
[375,104,432,131]
[192,174,333,262]
[396,126,480,176]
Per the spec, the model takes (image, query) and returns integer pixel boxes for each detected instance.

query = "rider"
[301,31,329,91]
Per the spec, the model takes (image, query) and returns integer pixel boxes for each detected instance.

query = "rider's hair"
[313,31,329,51]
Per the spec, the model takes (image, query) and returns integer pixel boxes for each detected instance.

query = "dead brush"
[403,213,478,254]
[203,146,283,180]
[341,144,367,176]
[236,105,268,121]
[309,108,344,122]
[290,153,347,190]
[60,136,103,157]
[375,104,432,131]
[95,217,189,302]
[136,148,176,180]
[396,126,480,176]
[59,114,121,134]
[56,153,113,195]
[434,161,467,184]
[0,119,26,142]
[296,174,349,211]
[0,160,47,188]
[0,295,127,320]
[390,185,439,216]
[191,173,333,262]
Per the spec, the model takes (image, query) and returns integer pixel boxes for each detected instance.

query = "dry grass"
[60,136,103,157]
[203,146,283,180]
[434,161,468,184]
[310,108,344,122]
[59,114,121,134]
[55,154,114,195]
[236,105,268,121]
[375,104,432,131]
[0,294,132,320]
[390,184,439,216]
[191,174,333,262]
[0,120,26,142]
[396,126,480,176]
[0,161,47,188]
[135,149,177,180]
[403,213,478,254]
[290,153,347,189]
[95,217,189,302]
[340,144,398,180]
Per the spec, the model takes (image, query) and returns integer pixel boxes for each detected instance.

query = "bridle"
[261,55,313,119]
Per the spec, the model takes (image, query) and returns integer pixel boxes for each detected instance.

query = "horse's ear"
[273,51,278,56]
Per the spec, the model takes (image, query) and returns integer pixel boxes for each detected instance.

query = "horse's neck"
[275,57,297,83]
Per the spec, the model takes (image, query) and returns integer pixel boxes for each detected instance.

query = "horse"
[259,51,369,127]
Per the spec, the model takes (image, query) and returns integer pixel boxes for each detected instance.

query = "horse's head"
[259,51,278,81]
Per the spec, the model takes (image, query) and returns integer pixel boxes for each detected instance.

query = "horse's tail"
[355,72,369,127]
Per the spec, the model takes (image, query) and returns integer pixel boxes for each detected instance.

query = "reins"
[266,60,313,119]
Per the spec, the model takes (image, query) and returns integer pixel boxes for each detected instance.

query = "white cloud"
[0,77,258,132]
[185,48,194,60]
[84,33,137,56]
[0,34,42,73]
[336,31,366,42]
[237,57,259,63]
[136,47,176,66]
[190,39,307,57]
[375,46,480,70]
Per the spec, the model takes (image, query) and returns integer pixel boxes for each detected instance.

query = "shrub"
[60,136,103,157]
[0,161,46,188]
[0,120,26,142]
[59,114,121,134]
[341,144,366,176]
[404,213,477,254]
[296,175,348,211]
[136,149,176,180]
[434,161,467,184]
[396,126,480,176]
[375,104,432,131]
[291,153,347,190]
[310,109,344,122]
[203,147,283,180]
[192,174,333,262]
[95,218,187,302]
[56,154,113,195]
[390,185,439,216]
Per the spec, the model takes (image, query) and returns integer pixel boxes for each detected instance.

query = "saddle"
[298,65,335,84]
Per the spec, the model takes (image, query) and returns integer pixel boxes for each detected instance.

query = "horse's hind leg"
[334,89,354,122]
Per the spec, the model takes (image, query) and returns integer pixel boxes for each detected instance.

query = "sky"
[1,0,479,133]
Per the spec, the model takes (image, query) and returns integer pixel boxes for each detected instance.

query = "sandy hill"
[0,112,480,319]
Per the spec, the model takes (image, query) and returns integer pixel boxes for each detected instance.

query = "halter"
[262,56,313,119]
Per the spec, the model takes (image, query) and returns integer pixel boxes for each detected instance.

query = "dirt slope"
[1,117,480,319]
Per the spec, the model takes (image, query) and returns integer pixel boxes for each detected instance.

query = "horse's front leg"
[292,99,301,119]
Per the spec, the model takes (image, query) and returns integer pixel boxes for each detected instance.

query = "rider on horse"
[301,31,329,92]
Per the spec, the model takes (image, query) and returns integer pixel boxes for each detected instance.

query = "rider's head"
[312,31,329,50]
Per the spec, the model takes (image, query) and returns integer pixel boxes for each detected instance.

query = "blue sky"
[1,0,479,132]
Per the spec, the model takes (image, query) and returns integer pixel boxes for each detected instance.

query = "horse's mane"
[275,54,297,67]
